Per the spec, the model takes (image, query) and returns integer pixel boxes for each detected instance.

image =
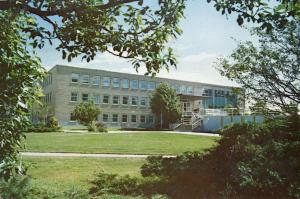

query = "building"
[42,65,241,129]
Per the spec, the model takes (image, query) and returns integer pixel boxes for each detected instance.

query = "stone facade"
[42,65,240,127]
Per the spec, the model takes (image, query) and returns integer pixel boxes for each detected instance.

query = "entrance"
[182,102,191,113]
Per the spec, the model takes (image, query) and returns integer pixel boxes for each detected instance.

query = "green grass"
[23,132,219,155]
[24,157,146,192]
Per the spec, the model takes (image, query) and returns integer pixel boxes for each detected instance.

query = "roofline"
[49,64,241,89]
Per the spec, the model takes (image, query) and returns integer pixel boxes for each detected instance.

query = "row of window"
[71,113,154,123]
[71,92,150,106]
[70,73,194,94]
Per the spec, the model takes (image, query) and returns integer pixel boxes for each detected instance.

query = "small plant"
[0,175,31,199]
[47,116,59,128]
[96,122,108,132]
[88,121,98,132]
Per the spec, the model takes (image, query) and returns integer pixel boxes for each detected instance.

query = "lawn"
[23,131,219,155]
[24,157,146,192]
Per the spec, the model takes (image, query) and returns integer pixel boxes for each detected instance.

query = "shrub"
[25,124,61,132]
[0,175,31,199]
[88,121,98,132]
[140,116,300,199]
[72,101,101,125]
[96,122,108,132]
[47,116,59,128]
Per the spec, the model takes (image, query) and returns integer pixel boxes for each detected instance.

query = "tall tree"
[216,20,300,113]
[0,0,186,178]
[150,83,181,128]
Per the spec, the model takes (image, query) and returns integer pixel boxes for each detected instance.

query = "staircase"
[174,112,202,132]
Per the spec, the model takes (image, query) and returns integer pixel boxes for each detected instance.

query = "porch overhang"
[178,94,211,101]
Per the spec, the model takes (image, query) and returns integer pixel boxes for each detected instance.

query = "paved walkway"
[20,152,176,158]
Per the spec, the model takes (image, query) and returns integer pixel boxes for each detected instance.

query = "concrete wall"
[200,115,265,132]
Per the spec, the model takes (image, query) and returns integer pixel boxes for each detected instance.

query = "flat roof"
[49,64,240,89]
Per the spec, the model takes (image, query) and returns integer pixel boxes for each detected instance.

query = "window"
[112,114,118,122]
[140,97,147,106]
[131,115,137,123]
[71,73,79,83]
[112,96,119,105]
[140,115,146,123]
[203,89,212,96]
[70,92,78,102]
[121,79,129,89]
[180,85,186,94]
[139,81,148,90]
[102,114,109,122]
[187,86,193,94]
[122,96,129,105]
[215,90,225,97]
[103,77,110,87]
[91,76,100,85]
[122,114,128,123]
[92,94,100,104]
[103,95,110,104]
[148,115,154,123]
[148,81,156,90]
[81,75,89,84]
[112,78,120,88]
[131,96,138,106]
[82,93,89,102]
[130,79,138,89]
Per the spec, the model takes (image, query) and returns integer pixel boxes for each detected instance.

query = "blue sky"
[39,0,255,86]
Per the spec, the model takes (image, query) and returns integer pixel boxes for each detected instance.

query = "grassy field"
[24,157,146,192]
[23,132,219,155]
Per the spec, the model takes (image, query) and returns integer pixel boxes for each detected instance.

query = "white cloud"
[179,52,219,64]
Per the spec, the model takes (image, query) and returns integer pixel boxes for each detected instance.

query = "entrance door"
[183,102,191,113]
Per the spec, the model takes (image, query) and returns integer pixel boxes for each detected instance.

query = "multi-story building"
[42,65,241,128]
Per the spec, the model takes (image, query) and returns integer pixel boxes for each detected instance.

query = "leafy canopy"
[72,101,101,125]
[150,83,181,127]
[216,20,300,113]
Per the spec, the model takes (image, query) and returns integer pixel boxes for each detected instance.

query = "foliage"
[0,0,186,75]
[208,0,300,32]
[140,116,300,199]
[29,100,52,125]
[89,172,141,196]
[47,116,59,129]
[0,11,45,178]
[0,175,31,199]
[72,101,101,125]
[224,104,240,115]
[150,83,182,128]
[87,121,107,132]
[216,20,300,114]
[25,124,61,133]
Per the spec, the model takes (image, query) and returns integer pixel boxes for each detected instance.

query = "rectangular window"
[91,76,100,85]
[121,79,129,89]
[112,114,118,122]
[187,86,193,94]
[148,115,154,123]
[112,78,120,88]
[82,93,89,102]
[103,95,110,104]
[140,97,147,106]
[130,80,139,89]
[140,115,146,123]
[122,96,129,105]
[71,73,79,83]
[92,94,100,104]
[102,114,109,122]
[112,96,119,105]
[131,96,138,106]
[180,85,186,94]
[81,75,90,84]
[122,114,128,123]
[148,82,156,90]
[103,77,110,87]
[139,81,148,90]
[71,92,78,102]
[203,89,212,96]
[131,115,137,123]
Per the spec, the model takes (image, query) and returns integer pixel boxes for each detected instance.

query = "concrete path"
[20,152,176,158]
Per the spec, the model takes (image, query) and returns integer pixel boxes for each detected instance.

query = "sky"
[38,0,255,87]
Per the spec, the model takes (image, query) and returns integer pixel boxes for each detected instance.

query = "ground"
[21,130,219,195]
[23,131,219,155]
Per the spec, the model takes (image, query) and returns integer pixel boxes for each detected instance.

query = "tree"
[150,83,181,128]
[216,20,300,114]
[72,101,101,126]
[208,0,300,32]
[0,0,186,177]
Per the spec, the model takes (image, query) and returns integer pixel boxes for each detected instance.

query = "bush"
[88,121,108,132]
[47,116,59,128]
[140,115,300,199]
[25,124,61,132]
[0,175,31,199]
